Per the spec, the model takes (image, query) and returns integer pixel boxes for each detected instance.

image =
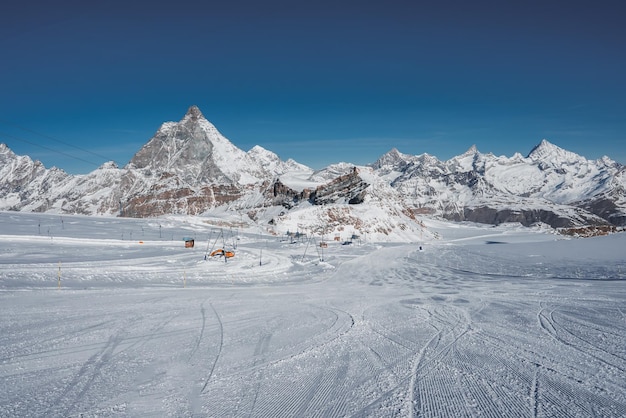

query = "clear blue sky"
[1,0,625,174]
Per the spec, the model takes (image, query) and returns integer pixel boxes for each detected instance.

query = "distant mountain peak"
[528,139,556,156]
[528,139,569,157]
[249,144,270,154]
[382,148,407,162]
[462,144,479,156]
[0,143,13,155]
[527,139,582,165]
[369,148,412,170]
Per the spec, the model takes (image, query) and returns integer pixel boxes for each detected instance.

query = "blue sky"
[1,0,625,174]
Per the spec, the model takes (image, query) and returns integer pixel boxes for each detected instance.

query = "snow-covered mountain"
[1,106,624,240]
[128,105,273,185]
[371,140,626,228]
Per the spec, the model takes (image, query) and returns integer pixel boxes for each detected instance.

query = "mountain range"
[1,105,624,239]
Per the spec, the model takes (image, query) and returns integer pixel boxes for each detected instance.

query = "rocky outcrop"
[266,178,307,209]
[309,167,369,205]
[459,206,607,228]
[266,167,370,209]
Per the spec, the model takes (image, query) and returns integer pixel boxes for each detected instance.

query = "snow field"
[1,211,625,417]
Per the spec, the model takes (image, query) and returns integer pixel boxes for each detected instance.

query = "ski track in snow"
[1,212,625,417]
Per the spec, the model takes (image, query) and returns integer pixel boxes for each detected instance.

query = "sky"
[1,0,625,174]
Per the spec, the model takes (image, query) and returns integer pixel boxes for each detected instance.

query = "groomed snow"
[1,211,625,417]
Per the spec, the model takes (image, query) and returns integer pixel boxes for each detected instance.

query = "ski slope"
[1,212,625,417]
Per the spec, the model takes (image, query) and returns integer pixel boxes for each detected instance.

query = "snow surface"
[1,211,625,417]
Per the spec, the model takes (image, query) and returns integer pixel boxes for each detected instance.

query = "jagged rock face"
[122,183,241,217]
[0,144,58,196]
[310,167,369,205]
[128,105,248,185]
[460,206,605,228]
[130,126,223,183]
[267,167,369,208]
[266,179,307,209]
[576,167,626,225]
[0,144,72,212]
[579,198,620,224]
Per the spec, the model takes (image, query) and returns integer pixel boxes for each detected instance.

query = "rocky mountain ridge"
[1,106,624,239]
[370,140,625,228]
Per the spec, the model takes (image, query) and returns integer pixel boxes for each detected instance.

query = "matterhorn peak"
[125,105,269,185]
[183,105,204,121]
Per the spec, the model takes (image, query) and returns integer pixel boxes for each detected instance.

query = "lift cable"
[0,118,114,164]
[0,130,101,168]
